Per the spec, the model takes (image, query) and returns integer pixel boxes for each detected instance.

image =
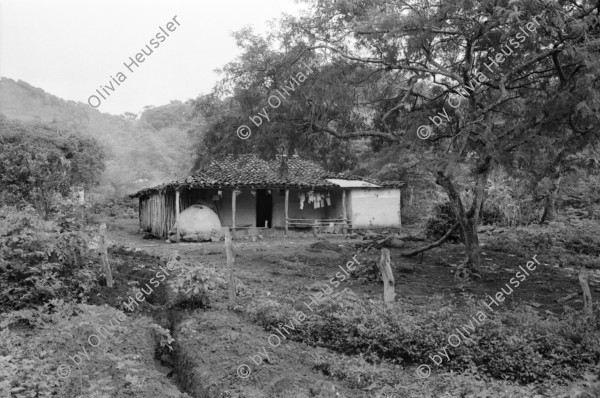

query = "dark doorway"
[256,190,273,228]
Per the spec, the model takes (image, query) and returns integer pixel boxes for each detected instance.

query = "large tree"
[195,0,600,278]
[288,0,600,275]
[0,116,105,217]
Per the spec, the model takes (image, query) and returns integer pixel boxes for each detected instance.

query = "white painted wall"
[272,189,337,228]
[214,187,401,229]
[348,189,401,228]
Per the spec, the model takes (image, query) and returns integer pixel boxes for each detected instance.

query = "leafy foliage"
[0,78,201,199]
[485,220,600,269]
[0,206,98,312]
[247,294,600,385]
[0,116,104,218]
[424,202,466,243]
[0,300,187,398]
[164,255,227,310]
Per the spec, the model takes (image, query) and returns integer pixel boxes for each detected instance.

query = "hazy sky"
[0,0,304,115]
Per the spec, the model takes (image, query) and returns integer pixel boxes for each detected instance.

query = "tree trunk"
[436,156,491,278]
[540,175,562,224]
[462,218,481,269]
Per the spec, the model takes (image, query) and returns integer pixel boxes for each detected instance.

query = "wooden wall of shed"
[179,188,224,222]
[139,191,177,238]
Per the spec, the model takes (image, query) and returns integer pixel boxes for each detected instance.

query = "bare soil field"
[86,216,598,397]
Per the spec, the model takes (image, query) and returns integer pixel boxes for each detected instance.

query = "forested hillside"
[0,78,203,198]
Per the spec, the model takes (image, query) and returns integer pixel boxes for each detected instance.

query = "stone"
[182,233,200,242]
[309,380,336,397]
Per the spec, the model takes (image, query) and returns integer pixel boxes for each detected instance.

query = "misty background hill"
[0,77,203,199]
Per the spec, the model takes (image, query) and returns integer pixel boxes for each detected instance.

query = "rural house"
[131,154,404,238]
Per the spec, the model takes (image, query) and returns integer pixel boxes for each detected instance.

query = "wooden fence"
[139,191,177,238]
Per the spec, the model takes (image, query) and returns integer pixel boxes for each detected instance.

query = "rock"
[257,234,264,240]
[210,229,224,241]
[182,233,200,242]
[309,380,336,397]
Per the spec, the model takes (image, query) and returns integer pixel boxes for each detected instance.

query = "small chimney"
[278,152,288,179]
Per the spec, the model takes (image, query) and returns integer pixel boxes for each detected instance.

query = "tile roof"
[131,154,404,197]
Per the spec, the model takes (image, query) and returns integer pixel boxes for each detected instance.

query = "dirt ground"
[99,216,597,397]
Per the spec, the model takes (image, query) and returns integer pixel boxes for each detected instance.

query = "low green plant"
[165,255,227,310]
[246,294,600,384]
[0,206,97,311]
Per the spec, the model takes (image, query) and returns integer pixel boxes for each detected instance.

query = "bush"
[0,117,104,218]
[246,295,600,384]
[164,255,228,310]
[0,301,184,398]
[0,206,97,311]
[425,202,506,243]
[424,202,464,243]
[485,222,600,269]
[88,197,138,219]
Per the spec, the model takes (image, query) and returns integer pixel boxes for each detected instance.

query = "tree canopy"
[0,116,105,216]
[191,0,600,275]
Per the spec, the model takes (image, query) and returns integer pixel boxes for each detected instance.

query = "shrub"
[424,202,464,243]
[246,295,600,384]
[0,206,97,311]
[0,300,183,398]
[485,222,600,269]
[425,201,507,243]
[164,255,227,310]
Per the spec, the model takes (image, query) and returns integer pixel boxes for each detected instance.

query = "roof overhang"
[325,179,381,188]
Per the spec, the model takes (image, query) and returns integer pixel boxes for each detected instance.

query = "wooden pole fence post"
[579,267,593,317]
[99,223,113,288]
[378,248,395,304]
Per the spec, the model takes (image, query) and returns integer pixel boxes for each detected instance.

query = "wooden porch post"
[342,190,348,233]
[232,189,237,237]
[175,189,181,240]
[399,189,402,228]
[284,189,289,235]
